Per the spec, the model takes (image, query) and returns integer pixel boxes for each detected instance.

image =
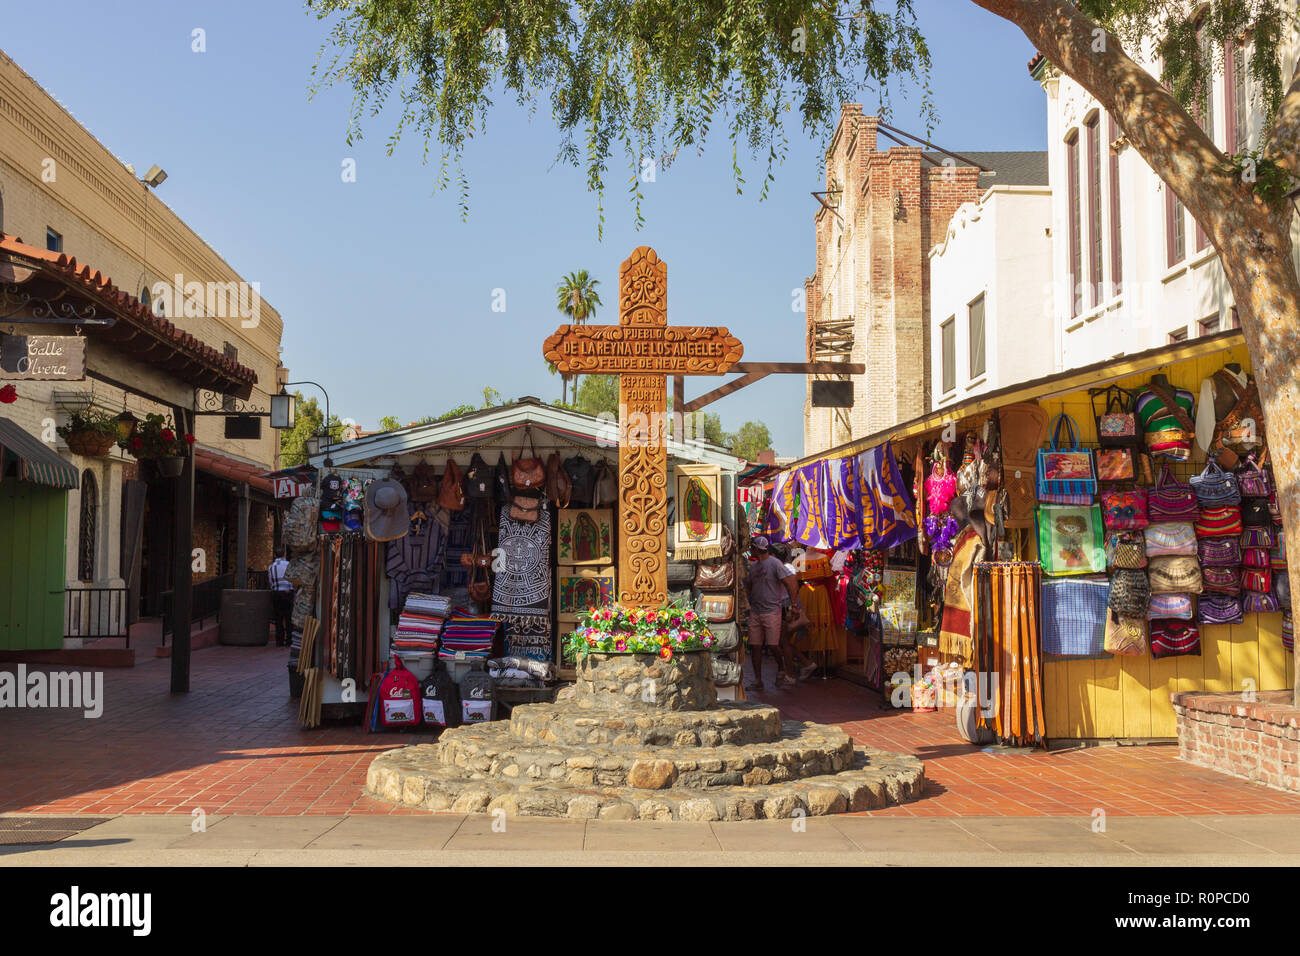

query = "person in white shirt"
[267,548,294,647]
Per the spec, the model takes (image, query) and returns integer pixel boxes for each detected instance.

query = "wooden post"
[169,406,195,693]
[236,481,250,589]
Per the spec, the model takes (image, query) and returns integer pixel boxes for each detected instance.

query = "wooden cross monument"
[543,246,742,608]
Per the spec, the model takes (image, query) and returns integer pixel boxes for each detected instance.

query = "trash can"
[219,589,272,646]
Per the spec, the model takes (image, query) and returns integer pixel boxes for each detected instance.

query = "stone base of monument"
[364,651,925,821]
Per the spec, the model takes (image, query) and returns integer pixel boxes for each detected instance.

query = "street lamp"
[270,389,296,430]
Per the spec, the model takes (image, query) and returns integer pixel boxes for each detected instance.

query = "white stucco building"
[928,183,1053,410]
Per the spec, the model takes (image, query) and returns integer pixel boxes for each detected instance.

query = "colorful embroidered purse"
[1149,619,1201,658]
[1236,458,1272,498]
[1108,569,1151,617]
[1148,556,1203,594]
[1096,448,1135,481]
[1194,506,1243,538]
[1147,465,1199,521]
[1101,488,1149,530]
[1198,537,1241,567]
[1190,459,1241,506]
[1243,590,1279,614]
[1144,522,1197,557]
[1242,567,1273,593]
[1104,612,1148,656]
[1146,593,1194,620]
[1106,530,1148,569]
[1242,525,1277,548]
[1201,566,1242,594]
[1198,594,1244,626]
[1242,547,1271,569]
[1036,414,1097,505]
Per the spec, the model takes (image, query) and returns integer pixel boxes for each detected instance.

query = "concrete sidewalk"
[3,813,1298,866]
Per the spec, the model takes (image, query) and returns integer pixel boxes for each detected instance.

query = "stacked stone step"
[364,650,926,821]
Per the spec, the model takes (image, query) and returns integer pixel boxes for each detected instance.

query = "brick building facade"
[802,105,1047,456]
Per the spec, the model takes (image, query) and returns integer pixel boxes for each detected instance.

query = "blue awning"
[0,417,79,490]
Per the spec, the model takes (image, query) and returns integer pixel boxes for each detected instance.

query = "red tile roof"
[194,446,274,497]
[0,232,259,397]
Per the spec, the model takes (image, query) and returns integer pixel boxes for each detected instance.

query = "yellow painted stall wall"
[1035,344,1294,739]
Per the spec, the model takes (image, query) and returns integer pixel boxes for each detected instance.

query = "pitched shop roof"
[0,233,258,398]
[923,150,1050,188]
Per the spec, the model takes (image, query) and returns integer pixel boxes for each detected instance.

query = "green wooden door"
[0,480,68,650]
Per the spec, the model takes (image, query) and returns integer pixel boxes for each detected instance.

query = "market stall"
[291,398,744,725]
[763,330,1293,743]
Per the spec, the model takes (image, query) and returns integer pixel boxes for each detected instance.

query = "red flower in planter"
[184,433,195,445]
[160,429,174,442]
[0,384,16,404]
[130,436,144,452]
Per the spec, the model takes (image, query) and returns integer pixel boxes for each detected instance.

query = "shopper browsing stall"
[745,535,802,690]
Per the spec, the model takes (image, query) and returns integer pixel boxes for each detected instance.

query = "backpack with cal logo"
[377,656,421,729]
[420,658,461,728]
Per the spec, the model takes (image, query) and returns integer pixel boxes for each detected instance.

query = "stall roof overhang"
[194,446,276,500]
[790,329,1249,468]
[0,418,79,489]
[0,233,259,399]
[312,398,743,471]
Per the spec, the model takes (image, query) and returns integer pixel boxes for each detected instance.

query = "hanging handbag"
[438,458,467,511]
[592,458,618,508]
[1242,547,1270,569]
[1243,589,1280,614]
[464,453,496,502]
[563,454,595,508]
[1284,610,1295,650]
[1036,504,1106,575]
[509,492,543,523]
[667,558,698,588]
[698,591,735,623]
[1104,611,1148,656]
[494,452,514,505]
[1194,505,1243,538]
[1144,521,1197,556]
[1147,465,1199,521]
[709,621,740,653]
[694,555,736,590]
[410,461,441,502]
[1198,594,1244,626]
[1190,459,1240,506]
[510,426,545,491]
[1036,414,1097,504]
[1105,530,1148,569]
[1041,577,1109,656]
[1149,619,1201,658]
[1198,537,1241,567]
[1093,385,1138,449]
[1201,566,1242,594]
[1096,448,1135,481]
[1100,488,1149,530]
[545,452,572,509]
[1276,571,1291,609]
[1242,567,1273,593]
[1108,568,1151,617]
[926,453,958,514]
[1236,457,1272,498]
[1241,498,1271,527]
[1146,593,1194,620]
[1271,534,1287,571]
[1242,525,1277,549]
[1148,555,1203,594]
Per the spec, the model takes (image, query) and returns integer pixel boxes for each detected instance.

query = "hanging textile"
[798,581,845,655]
[490,503,553,661]
[791,458,861,551]
[764,469,796,542]
[386,502,448,610]
[854,441,919,550]
[939,527,984,667]
[973,562,1046,747]
[673,464,725,560]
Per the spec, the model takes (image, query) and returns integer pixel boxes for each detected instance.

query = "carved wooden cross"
[543,246,743,608]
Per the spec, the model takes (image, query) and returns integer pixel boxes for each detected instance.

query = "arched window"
[140,286,151,310]
[78,470,98,582]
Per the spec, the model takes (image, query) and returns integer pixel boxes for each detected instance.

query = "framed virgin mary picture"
[557,566,617,615]
[556,508,614,565]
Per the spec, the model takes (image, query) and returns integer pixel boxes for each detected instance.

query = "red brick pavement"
[2,646,1298,817]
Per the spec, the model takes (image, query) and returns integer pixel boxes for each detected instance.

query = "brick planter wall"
[1172,690,1300,793]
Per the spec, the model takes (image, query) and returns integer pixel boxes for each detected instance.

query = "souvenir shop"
[750,330,1293,744]
[280,399,745,728]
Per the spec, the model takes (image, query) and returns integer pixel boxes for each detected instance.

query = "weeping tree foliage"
[307,0,936,233]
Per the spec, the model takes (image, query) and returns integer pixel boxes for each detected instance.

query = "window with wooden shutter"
[1086,115,1103,309]
[1066,131,1082,317]
[941,318,956,394]
[968,295,986,380]
[1108,115,1122,294]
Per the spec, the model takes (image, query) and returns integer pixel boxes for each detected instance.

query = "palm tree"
[554,270,603,404]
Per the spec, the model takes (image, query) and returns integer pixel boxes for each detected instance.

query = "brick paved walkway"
[2,646,1298,817]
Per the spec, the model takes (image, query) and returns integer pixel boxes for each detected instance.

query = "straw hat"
[365,478,409,541]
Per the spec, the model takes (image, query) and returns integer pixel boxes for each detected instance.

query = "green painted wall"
[0,481,67,650]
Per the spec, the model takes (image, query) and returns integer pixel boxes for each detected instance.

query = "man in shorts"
[744,535,803,691]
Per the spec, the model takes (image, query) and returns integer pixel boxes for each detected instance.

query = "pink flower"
[684,610,696,622]
[614,638,627,652]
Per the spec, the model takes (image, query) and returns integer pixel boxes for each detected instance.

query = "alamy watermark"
[150,274,261,329]
[0,665,103,718]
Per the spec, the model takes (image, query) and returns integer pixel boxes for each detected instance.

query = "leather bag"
[545,452,572,509]
[510,427,544,491]
[698,591,735,623]
[509,492,543,523]
[438,458,467,511]
[464,453,496,501]
[694,556,735,590]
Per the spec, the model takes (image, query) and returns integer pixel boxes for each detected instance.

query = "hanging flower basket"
[119,412,194,467]
[57,409,120,458]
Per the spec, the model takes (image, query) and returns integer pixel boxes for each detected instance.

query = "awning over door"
[0,418,79,489]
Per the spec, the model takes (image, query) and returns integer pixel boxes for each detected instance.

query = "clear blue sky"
[1,0,1045,456]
